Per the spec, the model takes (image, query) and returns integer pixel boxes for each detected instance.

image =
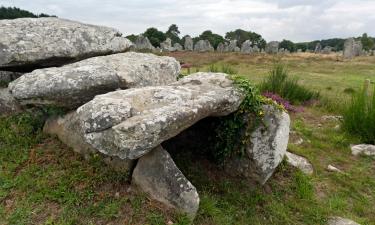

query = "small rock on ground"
[328,217,361,225]
[327,164,342,173]
[285,151,314,175]
[351,144,375,156]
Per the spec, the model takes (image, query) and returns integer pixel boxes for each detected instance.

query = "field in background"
[1,52,375,225]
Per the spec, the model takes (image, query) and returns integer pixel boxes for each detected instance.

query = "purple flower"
[262,92,304,113]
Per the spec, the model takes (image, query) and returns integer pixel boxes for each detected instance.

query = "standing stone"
[234,47,240,52]
[253,45,260,53]
[184,36,194,51]
[173,43,183,51]
[194,40,214,52]
[134,35,155,51]
[160,38,175,52]
[265,41,279,54]
[241,40,253,54]
[297,49,303,53]
[132,146,200,218]
[0,17,132,70]
[9,52,180,109]
[322,46,332,54]
[314,43,322,53]
[344,38,363,59]
[225,105,290,184]
[228,40,238,52]
[216,42,225,52]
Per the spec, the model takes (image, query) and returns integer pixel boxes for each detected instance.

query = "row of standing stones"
[0,17,292,219]
[134,34,366,59]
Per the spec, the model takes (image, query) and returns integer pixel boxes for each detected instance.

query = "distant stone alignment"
[0,17,291,219]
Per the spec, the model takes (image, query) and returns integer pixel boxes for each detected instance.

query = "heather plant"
[262,92,304,113]
[260,64,320,104]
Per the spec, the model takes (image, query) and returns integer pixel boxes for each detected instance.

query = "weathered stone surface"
[241,40,253,54]
[134,35,155,51]
[0,71,23,85]
[315,43,322,53]
[285,151,314,175]
[225,105,290,184]
[328,217,361,225]
[77,72,244,160]
[9,52,180,108]
[184,36,194,51]
[194,40,214,52]
[351,144,375,156]
[173,43,183,51]
[228,40,238,52]
[343,38,363,59]
[327,165,342,173]
[216,42,229,52]
[0,88,21,115]
[322,46,333,54]
[132,146,199,218]
[43,111,135,174]
[0,17,132,70]
[161,38,175,52]
[265,41,279,54]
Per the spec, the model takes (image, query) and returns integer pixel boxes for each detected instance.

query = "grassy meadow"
[1,52,375,225]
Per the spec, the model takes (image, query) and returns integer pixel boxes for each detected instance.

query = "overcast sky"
[1,0,375,42]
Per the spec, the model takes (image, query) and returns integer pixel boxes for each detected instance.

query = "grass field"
[1,52,375,225]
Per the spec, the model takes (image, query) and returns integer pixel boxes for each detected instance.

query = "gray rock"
[184,36,194,51]
[234,47,241,52]
[315,43,322,53]
[161,38,175,52]
[9,52,180,108]
[0,88,21,115]
[351,144,375,156]
[228,40,238,52]
[327,165,342,173]
[216,42,229,52]
[241,40,253,54]
[194,40,214,52]
[0,17,132,70]
[132,146,199,218]
[77,72,244,160]
[0,71,23,85]
[344,38,363,59]
[328,217,361,225]
[322,46,333,54]
[43,111,135,174]
[173,43,183,51]
[285,151,314,175]
[253,45,260,53]
[134,35,155,51]
[265,41,279,54]
[225,105,290,184]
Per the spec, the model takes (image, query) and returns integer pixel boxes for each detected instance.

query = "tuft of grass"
[343,87,356,94]
[342,86,375,144]
[259,64,320,104]
[207,64,238,75]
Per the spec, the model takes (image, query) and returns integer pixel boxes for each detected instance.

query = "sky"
[1,0,375,42]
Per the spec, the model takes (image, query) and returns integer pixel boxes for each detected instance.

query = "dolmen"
[0,17,290,220]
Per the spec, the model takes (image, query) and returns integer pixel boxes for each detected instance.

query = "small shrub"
[260,64,319,104]
[342,87,375,144]
[343,87,356,94]
[208,64,219,73]
[262,92,303,113]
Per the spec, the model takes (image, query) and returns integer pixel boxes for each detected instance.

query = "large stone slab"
[0,17,132,70]
[184,36,194,51]
[77,72,244,160]
[343,38,363,59]
[225,105,290,184]
[9,52,180,108]
[43,111,135,174]
[132,146,199,218]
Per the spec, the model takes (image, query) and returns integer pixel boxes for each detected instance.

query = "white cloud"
[1,0,374,42]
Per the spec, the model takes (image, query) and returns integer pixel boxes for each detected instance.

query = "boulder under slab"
[77,72,244,160]
[0,17,132,71]
[132,146,199,218]
[9,52,180,109]
[225,105,290,184]
[0,88,21,115]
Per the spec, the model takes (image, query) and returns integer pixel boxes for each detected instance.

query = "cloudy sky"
[1,0,375,42]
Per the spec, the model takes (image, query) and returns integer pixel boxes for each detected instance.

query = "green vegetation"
[0,6,55,20]
[342,87,375,144]
[259,64,320,104]
[143,27,167,47]
[225,29,267,49]
[194,30,225,49]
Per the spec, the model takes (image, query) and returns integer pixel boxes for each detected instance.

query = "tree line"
[2,6,374,52]
[0,6,55,20]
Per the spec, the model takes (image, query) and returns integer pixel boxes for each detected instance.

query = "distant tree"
[225,29,266,49]
[126,34,138,43]
[165,24,181,44]
[361,33,374,51]
[279,39,296,52]
[295,43,308,52]
[0,6,55,20]
[299,38,345,52]
[195,30,225,49]
[143,27,166,47]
